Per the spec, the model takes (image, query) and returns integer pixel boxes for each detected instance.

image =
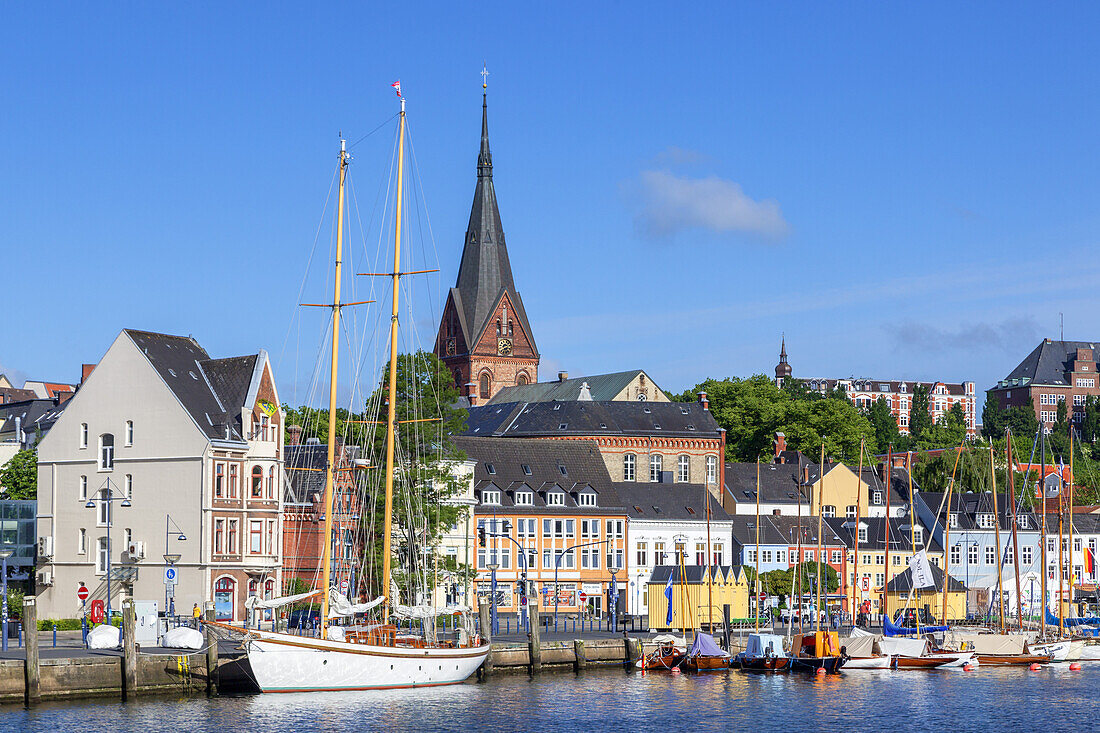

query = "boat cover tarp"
[651,633,686,647]
[849,627,875,638]
[841,634,880,658]
[745,633,785,657]
[87,624,121,650]
[688,632,729,658]
[943,631,1025,655]
[394,604,470,620]
[163,626,204,650]
[883,614,949,637]
[878,636,928,657]
[1047,608,1100,628]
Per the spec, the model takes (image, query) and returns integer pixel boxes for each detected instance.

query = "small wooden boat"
[736,633,790,673]
[894,652,975,669]
[789,631,847,674]
[682,632,730,672]
[976,653,1052,666]
[639,634,686,670]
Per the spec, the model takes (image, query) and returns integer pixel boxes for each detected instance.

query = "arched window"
[251,466,263,498]
[517,373,529,386]
[677,455,690,483]
[479,372,491,399]
[214,577,236,621]
[649,454,663,483]
[264,579,275,621]
[623,454,636,481]
[99,434,114,471]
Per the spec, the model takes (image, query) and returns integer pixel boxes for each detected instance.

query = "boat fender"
[1028,663,1041,671]
[815,667,826,676]
[670,667,681,675]
[962,663,973,672]
[1070,662,1082,671]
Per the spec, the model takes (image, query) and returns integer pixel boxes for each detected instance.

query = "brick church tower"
[434,92,539,403]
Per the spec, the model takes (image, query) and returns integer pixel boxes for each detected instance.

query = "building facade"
[35,329,284,621]
[434,94,539,403]
[988,339,1100,434]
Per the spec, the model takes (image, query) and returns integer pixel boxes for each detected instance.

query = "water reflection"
[8,665,1100,730]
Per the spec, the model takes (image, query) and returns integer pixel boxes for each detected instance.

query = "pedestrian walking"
[192,603,202,629]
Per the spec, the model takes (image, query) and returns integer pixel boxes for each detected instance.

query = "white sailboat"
[211,86,489,692]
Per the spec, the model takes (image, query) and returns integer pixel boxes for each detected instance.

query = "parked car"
[779,603,826,624]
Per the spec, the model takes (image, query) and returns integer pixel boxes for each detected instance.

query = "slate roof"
[453,436,624,514]
[730,514,804,546]
[768,515,849,547]
[448,95,536,355]
[464,400,720,439]
[0,398,67,440]
[807,378,971,397]
[646,565,745,585]
[124,329,263,443]
[886,564,968,593]
[991,339,1100,390]
[826,516,943,554]
[283,443,361,505]
[0,387,37,404]
[487,369,662,405]
[917,491,1040,532]
[724,461,810,506]
[614,482,732,522]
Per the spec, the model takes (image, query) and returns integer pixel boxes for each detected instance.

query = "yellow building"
[646,565,749,631]
[884,564,967,622]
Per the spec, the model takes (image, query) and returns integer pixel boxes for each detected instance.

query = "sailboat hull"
[245,632,490,692]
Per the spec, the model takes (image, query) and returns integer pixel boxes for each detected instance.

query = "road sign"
[578,591,587,604]
[77,584,89,602]
[166,581,176,597]
[340,578,349,593]
[164,567,177,584]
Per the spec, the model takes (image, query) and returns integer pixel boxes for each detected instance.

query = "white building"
[36,329,284,621]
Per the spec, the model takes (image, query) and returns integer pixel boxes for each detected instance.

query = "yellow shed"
[646,565,750,631]
[884,564,967,623]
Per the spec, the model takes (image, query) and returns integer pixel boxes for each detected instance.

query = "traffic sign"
[164,567,177,584]
[578,591,587,604]
[340,578,349,593]
[77,584,89,602]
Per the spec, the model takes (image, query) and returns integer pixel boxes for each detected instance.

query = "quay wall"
[0,653,209,705]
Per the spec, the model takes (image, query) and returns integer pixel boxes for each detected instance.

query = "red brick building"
[282,430,362,597]
[434,94,539,403]
[988,339,1100,433]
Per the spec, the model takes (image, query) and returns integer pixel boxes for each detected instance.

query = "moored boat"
[639,634,687,670]
[789,631,847,674]
[682,632,730,672]
[736,633,790,673]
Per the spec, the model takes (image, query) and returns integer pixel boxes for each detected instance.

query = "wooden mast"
[816,443,824,638]
[1040,429,1049,638]
[990,442,1005,633]
[796,455,804,634]
[381,95,407,624]
[941,443,963,623]
[319,138,349,634]
[1006,429,1023,631]
[705,473,713,632]
[754,459,761,632]
[1068,426,1076,632]
[851,439,864,627]
[883,445,892,623]
[907,451,920,637]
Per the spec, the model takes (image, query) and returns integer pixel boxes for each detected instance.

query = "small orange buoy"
[1029,663,1042,671]
[962,663,973,671]
[670,667,681,675]
[1070,663,1082,671]
[815,667,826,676]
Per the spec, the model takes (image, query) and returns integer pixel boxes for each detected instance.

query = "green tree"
[1083,396,1100,444]
[1048,400,1071,459]
[359,350,470,599]
[0,449,36,499]
[867,397,901,453]
[909,385,933,441]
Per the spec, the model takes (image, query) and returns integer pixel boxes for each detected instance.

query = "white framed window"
[124,420,133,446]
[822,505,836,518]
[515,491,533,506]
[872,491,883,505]
[98,434,114,471]
[623,454,636,481]
[706,455,717,485]
[977,513,995,529]
[606,519,624,538]
[950,545,961,565]
[578,493,596,507]
[546,492,565,507]
[968,545,979,565]
[858,527,867,543]
[1074,394,1087,406]
[80,423,88,449]
[1005,545,1014,564]
[78,528,86,555]
[79,475,87,501]
[250,520,263,554]
[228,519,238,554]
[96,489,108,526]
[949,513,959,528]
[481,489,501,505]
[677,455,690,483]
[845,505,857,519]
[125,474,133,500]
[124,528,132,546]
[1022,546,1033,565]
[649,454,663,482]
[96,537,109,574]
[1077,378,1095,388]
[831,550,842,564]
[913,527,923,545]
[985,546,996,565]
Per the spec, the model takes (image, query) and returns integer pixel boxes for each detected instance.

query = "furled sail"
[244,589,321,610]
[328,590,386,618]
[394,604,471,619]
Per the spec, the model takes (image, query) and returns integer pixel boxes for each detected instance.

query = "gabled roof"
[615,482,732,522]
[124,329,267,443]
[453,436,624,514]
[283,443,360,505]
[991,339,1099,389]
[449,94,536,354]
[729,515,797,546]
[647,565,745,585]
[464,400,720,439]
[917,491,1040,532]
[0,398,67,439]
[487,370,663,405]
[724,461,810,506]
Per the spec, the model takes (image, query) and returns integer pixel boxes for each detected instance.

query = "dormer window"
[1017,515,1030,529]
[858,527,867,543]
[515,491,533,506]
[481,489,501,505]
[872,491,883,505]
[546,492,565,507]
[578,493,597,507]
[558,465,568,476]
[949,513,959,528]
[913,527,923,545]
[977,513,996,529]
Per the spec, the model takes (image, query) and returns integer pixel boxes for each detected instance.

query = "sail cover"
[1047,608,1100,628]
[394,604,471,619]
[244,589,321,610]
[328,590,386,618]
[688,632,729,658]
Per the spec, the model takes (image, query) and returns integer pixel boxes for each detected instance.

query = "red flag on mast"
[391,81,402,97]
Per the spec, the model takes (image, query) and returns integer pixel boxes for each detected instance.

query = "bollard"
[82,616,89,648]
[204,603,218,697]
[23,597,39,704]
[527,598,541,675]
[17,622,22,648]
[624,637,641,670]
[573,639,586,672]
[52,624,57,648]
[122,599,137,700]
[478,599,493,678]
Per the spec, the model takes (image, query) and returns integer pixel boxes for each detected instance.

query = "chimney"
[803,465,810,486]
[558,371,569,383]
[287,425,303,445]
[699,391,709,411]
[466,382,479,407]
[81,363,96,384]
[774,432,787,462]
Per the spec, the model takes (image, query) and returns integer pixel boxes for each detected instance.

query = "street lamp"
[487,556,500,636]
[609,566,620,632]
[0,548,13,652]
[85,478,131,618]
[165,514,186,618]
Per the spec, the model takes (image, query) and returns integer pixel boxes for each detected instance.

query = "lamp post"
[487,556,500,636]
[609,566,620,632]
[0,549,12,651]
[553,539,608,624]
[164,514,186,618]
[85,478,131,618]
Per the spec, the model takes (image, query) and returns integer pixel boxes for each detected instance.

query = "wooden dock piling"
[478,599,493,678]
[121,599,137,699]
[573,639,586,672]
[22,597,39,704]
[527,598,541,674]
[204,603,218,696]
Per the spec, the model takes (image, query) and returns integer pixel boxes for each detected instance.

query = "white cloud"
[892,317,1042,353]
[630,170,789,240]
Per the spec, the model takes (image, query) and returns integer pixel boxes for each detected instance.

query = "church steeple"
[775,335,792,387]
[434,81,540,403]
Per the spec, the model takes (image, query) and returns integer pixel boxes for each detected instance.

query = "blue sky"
[3,3,1100,410]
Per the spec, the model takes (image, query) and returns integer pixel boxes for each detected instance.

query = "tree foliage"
[0,449,36,499]
[749,561,839,602]
[867,396,901,453]
[908,384,933,442]
[981,398,1039,441]
[675,375,875,462]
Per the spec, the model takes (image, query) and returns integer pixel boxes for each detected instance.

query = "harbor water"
[5,664,1100,731]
